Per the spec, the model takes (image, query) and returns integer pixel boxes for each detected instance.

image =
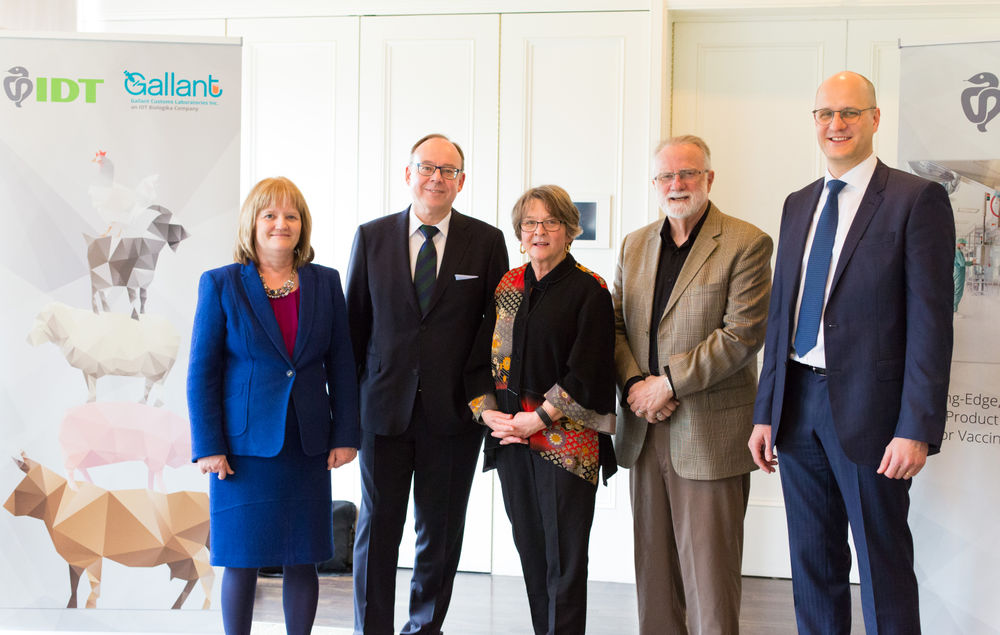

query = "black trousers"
[353,394,484,635]
[494,443,597,635]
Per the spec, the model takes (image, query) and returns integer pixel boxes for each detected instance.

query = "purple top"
[269,288,300,357]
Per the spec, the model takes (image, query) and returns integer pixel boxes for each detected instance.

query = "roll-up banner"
[900,39,1000,633]
[0,32,240,614]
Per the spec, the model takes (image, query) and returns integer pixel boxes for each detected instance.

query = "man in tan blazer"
[613,135,772,634]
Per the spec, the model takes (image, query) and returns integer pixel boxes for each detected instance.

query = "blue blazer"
[187,262,360,460]
[753,161,955,465]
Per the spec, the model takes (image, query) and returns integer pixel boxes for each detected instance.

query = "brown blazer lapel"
[661,205,721,322]
[627,223,663,338]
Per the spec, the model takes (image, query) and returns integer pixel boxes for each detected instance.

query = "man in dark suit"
[749,71,954,633]
[347,133,508,635]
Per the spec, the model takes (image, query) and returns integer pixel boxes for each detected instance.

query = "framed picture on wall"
[571,194,611,248]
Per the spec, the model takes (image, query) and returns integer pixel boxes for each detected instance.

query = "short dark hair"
[410,133,465,169]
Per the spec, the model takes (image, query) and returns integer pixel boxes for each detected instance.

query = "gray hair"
[653,135,712,170]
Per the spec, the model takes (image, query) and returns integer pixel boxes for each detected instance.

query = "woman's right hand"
[482,410,527,445]
[197,454,234,480]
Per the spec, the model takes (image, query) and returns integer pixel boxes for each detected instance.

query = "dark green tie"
[414,224,439,315]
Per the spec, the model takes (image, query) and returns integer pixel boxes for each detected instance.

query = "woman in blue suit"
[187,177,359,635]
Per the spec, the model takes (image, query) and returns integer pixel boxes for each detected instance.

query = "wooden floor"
[252,570,864,634]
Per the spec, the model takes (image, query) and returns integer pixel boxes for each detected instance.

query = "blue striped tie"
[794,179,846,356]
[414,224,439,315]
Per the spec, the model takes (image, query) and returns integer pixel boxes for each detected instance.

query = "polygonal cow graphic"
[4,453,212,609]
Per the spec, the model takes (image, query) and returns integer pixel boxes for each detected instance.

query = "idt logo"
[3,66,103,107]
[961,72,1000,132]
[123,70,222,98]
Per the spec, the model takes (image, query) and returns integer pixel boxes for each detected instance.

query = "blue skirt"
[208,405,332,567]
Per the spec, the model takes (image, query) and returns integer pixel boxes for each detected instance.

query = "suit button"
[286,370,294,377]
[420,325,427,332]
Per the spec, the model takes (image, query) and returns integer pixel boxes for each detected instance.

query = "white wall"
[78,0,998,588]
[80,1,656,585]
[669,3,1000,580]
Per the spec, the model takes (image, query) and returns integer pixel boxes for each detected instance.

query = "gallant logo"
[4,66,103,107]
[961,72,1000,133]
[123,70,222,98]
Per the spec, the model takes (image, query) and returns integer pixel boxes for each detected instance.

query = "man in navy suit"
[347,133,508,635]
[749,72,954,633]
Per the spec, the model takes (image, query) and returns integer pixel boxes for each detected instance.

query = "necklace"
[259,269,297,298]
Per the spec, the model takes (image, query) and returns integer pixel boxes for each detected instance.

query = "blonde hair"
[234,177,315,268]
[511,185,583,242]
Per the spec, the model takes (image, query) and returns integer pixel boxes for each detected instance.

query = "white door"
[496,11,651,584]
[671,17,848,579]
[672,10,1000,581]
[227,17,360,275]
[358,14,501,573]
[225,17,362,507]
[358,14,500,227]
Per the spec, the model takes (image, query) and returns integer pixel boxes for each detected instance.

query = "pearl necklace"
[259,269,297,299]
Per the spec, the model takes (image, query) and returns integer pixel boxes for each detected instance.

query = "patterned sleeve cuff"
[544,383,615,434]
[469,393,498,422]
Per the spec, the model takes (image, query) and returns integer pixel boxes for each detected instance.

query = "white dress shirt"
[408,209,451,280]
[792,152,878,368]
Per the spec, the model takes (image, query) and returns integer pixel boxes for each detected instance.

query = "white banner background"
[900,39,1000,634]
[0,33,239,612]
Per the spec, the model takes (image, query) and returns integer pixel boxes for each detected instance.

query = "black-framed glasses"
[812,107,876,124]
[653,169,708,185]
[519,218,564,232]
[411,162,463,180]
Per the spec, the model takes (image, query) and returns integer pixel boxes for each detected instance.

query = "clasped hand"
[482,409,546,445]
[627,375,679,423]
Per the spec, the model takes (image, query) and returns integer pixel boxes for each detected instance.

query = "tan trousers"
[630,423,750,635]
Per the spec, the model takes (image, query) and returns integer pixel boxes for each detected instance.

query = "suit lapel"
[393,209,422,318]
[292,264,316,363]
[781,178,825,315]
[240,263,293,365]
[829,161,887,296]
[425,208,469,317]
[630,222,662,331]
[662,205,721,320]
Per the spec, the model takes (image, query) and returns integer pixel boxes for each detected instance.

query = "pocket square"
[455,274,479,281]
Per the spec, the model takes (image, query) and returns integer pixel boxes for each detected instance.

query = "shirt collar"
[409,208,452,238]
[826,152,877,192]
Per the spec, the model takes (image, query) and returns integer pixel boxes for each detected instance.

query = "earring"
[519,245,527,254]
[565,243,571,253]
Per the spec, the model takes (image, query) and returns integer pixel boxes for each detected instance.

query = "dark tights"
[221,564,319,635]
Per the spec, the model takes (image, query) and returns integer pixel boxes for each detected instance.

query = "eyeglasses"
[812,107,876,124]
[653,169,708,185]
[519,218,564,232]
[411,162,463,180]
